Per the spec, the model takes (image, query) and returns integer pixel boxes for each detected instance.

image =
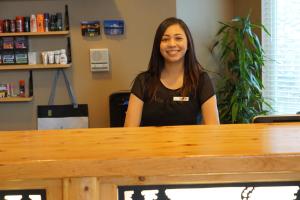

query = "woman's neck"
[160,61,184,90]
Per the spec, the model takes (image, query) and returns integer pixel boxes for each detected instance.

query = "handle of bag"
[48,69,78,108]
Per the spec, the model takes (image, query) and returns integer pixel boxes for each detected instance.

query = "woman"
[125,17,219,127]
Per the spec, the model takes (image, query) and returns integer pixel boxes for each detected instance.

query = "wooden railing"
[0,123,300,199]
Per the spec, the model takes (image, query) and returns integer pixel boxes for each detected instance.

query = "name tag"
[173,96,189,102]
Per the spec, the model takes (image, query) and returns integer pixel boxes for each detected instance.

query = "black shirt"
[131,72,215,126]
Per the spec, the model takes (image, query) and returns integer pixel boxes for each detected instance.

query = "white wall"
[176,0,235,84]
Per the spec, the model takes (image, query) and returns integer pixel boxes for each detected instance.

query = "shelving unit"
[0,31,69,37]
[0,63,71,71]
[0,97,33,102]
[0,31,71,103]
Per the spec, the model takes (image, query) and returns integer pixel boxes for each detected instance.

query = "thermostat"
[90,48,109,72]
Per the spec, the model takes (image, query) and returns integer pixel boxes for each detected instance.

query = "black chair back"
[109,91,130,127]
[253,114,300,123]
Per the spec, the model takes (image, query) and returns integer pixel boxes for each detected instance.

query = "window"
[262,0,300,114]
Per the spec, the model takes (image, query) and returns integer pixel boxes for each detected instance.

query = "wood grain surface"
[0,123,300,181]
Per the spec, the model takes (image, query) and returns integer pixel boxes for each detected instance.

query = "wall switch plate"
[90,48,109,72]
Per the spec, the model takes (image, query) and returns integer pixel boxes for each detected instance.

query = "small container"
[50,14,57,31]
[44,13,50,32]
[19,80,25,97]
[36,13,44,32]
[0,20,3,33]
[59,49,67,64]
[54,50,60,64]
[41,51,48,65]
[28,52,37,65]
[47,51,54,64]
[24,17,30,32]
[16,16,24,32]
[10,20,16,32]
[56,12,63,31]
[3,19,10,32]
[30,14,37,32]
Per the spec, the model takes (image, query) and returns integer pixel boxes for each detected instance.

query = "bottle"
[19,80,25,97]
[16,16,24,32]
[56,13,63,31]
[67,37,72,63]
[59,49,67,64]
[0,19,3,33]
[36,13,44,32]
[3,19,10,33]
[44,13,50,32]
[30,14,37,32]
[29,70,33,97]
[50,14,57,31]
[10,20,16,33]
[24,17,30,32]
[64,4,69,31]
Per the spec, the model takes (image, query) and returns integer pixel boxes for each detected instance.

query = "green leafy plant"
[212,14,271,123]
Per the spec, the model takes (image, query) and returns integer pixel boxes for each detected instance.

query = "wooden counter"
[1,123,300,199]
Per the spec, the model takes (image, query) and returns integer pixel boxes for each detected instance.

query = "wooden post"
[63,177,99,200]
[99,183,118,200]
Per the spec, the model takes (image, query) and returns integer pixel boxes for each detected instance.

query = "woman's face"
[160,24,188,64]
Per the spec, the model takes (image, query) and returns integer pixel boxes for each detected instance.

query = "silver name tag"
[173,96,189,102]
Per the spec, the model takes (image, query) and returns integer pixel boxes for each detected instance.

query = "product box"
[14,36,29,49]
[15,50,28,64]
[2,50,15,64]
[2,37,14,50]
[0,83,8,98]
[0,38,2,50]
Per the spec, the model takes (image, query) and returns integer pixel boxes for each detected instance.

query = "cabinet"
[0,31,71,102]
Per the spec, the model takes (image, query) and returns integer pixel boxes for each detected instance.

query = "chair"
[109,91,130,127]
[252,114,300,123]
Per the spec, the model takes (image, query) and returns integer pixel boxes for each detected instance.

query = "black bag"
[37,69,89,130]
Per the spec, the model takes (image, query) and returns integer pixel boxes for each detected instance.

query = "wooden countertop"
[1,123,300,181]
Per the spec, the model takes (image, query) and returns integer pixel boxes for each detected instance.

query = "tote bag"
[37,69,89,130]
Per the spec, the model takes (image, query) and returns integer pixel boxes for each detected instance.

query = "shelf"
[0,31,70,37]
[0,64,72,71]
[0,97,33,102]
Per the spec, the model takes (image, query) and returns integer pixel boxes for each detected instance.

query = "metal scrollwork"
[294,186,300,200]
[131,188,145,200]
[156,188,170,200]
[241,186,255,200]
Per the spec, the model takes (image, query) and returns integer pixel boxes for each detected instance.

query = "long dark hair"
[146,17,204,100]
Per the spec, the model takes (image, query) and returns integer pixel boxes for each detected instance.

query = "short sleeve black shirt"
[131,72,215,126]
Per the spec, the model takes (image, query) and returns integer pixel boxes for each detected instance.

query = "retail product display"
[0,5,71,102]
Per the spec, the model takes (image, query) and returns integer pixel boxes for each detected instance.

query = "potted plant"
[211,14,271,123]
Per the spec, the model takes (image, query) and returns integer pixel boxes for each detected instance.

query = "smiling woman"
[124,17,220,127]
